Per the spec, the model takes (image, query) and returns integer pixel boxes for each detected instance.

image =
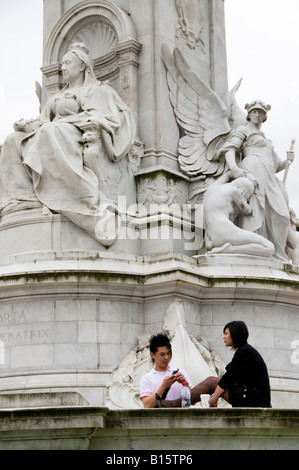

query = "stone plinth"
[0,246,298,408]
[0,407,298,450]
[1,0,298,424]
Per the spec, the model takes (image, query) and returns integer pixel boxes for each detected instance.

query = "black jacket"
[218,343,271,407]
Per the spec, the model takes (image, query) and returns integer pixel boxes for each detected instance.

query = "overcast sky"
[1,0,299,213]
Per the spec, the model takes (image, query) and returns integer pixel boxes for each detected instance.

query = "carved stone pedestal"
[1,1,298,423]
[0,215,298,408]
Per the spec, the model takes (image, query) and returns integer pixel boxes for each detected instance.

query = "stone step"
[0,391,89,409]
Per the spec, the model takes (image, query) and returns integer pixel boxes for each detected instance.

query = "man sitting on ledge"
[139,333,192,408]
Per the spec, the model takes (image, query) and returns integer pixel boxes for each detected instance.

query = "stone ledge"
[0,251,298,298]
[0,391,89,409]
[0,407,298,450]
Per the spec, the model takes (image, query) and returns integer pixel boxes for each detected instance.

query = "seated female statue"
[0,42,136,246]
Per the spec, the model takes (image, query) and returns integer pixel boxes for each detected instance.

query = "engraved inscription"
[0,311,27,325]
[0,311,51,345]
[0,329,50,343]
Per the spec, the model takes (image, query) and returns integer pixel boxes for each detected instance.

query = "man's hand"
[163,373,179,388]
[162,371,186,388]
[174,371,186,385]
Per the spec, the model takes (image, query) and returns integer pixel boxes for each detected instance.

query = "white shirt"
[140,365,192,401]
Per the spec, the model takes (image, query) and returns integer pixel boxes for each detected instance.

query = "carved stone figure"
[161,45,244,184]
[0,43,136,246]
[175,0,205,51]
[286,208,299,265]
[203,173,274,256]
[220,101,294,262]
[162,45,294,261]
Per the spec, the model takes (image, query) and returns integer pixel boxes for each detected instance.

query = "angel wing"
[222,78,247,129]
[161,44,245,179]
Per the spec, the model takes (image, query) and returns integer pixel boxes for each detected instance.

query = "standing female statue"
[220,100,294,261]
[0,43,136,246]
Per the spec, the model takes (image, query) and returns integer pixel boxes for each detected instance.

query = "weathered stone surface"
[0,0,298,428]
[0,392,89,409]
[0,407,298,450]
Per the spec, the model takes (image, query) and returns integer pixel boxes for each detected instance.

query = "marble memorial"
[0,0,298,416]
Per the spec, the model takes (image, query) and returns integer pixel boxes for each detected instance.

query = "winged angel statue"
[161,45,294,261]
[161,44,246,189]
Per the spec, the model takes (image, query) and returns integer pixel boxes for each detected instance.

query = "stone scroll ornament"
[161,45,295,261]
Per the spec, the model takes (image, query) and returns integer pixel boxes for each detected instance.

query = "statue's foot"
[209,243,231,254]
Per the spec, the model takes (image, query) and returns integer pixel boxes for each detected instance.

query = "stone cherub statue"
[161,45,295,261]
[0,42,136,246]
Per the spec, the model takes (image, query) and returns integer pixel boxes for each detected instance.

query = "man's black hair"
[223,320,249,348]
[149,333,172,356]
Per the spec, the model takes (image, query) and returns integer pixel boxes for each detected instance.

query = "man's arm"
[141,374,183,408]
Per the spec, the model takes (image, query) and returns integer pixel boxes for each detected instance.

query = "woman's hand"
[209,394,218,407]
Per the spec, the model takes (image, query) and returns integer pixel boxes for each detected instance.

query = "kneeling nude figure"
[203,176,274,257]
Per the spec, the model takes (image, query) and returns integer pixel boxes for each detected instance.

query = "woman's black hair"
[149,333,172,356]
[223,320,249,348]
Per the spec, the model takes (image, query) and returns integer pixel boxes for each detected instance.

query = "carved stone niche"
[41,0,141,127]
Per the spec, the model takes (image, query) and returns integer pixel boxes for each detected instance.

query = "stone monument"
[0,0,298,415]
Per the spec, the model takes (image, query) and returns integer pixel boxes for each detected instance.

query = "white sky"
[0,0,299,213]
